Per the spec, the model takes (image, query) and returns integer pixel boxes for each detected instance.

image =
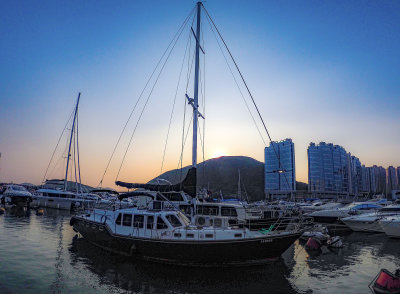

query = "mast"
[64,92,81,191]
[192,2,201,168]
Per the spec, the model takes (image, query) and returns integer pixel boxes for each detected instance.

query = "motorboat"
[0,184,33,207]
[71,2,308,266]
[308,202,382,224]
[379,215,400,238]
[70,198,305,266]
[341,204,400,233]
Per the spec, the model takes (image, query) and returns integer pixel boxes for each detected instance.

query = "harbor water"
[0,208,399,294]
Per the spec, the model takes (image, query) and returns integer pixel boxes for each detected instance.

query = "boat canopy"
[115,167,196,198]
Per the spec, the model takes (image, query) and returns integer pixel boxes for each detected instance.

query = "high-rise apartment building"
[397,167,400,189]
[387,166,398,194]
[307,142,350,196]
[265,139,296,198]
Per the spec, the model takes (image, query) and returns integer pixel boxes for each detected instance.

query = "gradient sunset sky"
[0,0,399,188]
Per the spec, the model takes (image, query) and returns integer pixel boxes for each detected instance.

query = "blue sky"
[0,0,399,187]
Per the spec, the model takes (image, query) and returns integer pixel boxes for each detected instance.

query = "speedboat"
[308,202,382,224]
[379,215,400,238]
[0,184,33,207]
[341,204,400,233]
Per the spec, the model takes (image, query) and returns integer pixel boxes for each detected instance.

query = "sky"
[0,0,399,188]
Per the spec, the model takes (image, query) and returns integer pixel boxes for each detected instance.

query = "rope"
[160,21,192,175]
[98,6,196,186]
[116,8,193,181]
[202,4,292,192]
[42,106,75,183]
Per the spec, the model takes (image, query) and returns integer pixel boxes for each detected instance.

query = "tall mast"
[64,92,81,191]
[192,2,201,168]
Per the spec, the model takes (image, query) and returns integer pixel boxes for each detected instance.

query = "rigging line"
[185,11,196,93]
[204,12,266,146]
[76,108,83,194]
[203,4,292,190]
[201,17,207,184]
[98,6,196,187]
[176,113,193,181]
[116,12,191,181]
[42,108,75,183]
[160,22,192,175]
[73,125,79,193]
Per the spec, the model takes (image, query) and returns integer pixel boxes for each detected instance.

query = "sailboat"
[70,2,306,266]
[33,94,109,210]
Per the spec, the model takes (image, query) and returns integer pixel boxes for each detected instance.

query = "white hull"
[341,218,384,233]
[32,196,100,210]
[380,218,400,238]
[32,196,75,210]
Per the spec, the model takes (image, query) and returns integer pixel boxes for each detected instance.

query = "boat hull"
[380,220,400,238]
[71,217,301,267]
[341,219,384,233]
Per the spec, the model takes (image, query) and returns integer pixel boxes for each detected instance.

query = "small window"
[186,233,194,238]
[234,233,242,238]
[147,216,154,229]
[133,215,144,228]
[122,214,132,226]
[166,214,182,228]
[157,217,168,230]
[116,213,122,225]
[196,205,218,216]
[205,234,213,238]
[221,207,238,217]
[174,233,182,238]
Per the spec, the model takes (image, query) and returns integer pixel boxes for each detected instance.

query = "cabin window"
[205,234,213,238]
[221,207,238,217]
[116,213,122,225]
[147,216,154,229]
[122,214,132,226]
[157,217,168,230]
[174,233,182,238]
[186,233,194,238]
[234,233,242,238]
[166,214,182,228]
[196,205,218,216]
[133,215,144,228]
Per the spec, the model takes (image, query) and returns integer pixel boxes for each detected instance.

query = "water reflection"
[69,238,300,294]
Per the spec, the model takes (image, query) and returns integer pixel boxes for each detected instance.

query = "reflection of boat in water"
[69,237,298,294]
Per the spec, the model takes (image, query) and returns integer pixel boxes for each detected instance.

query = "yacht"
[379,215,400,238]
[71,2,308,266]
[0,184,32,207]
[341,204,400,233]
[307,202,382,224]
[70,183,305,266]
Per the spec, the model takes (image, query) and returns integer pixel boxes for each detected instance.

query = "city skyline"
[1,1,399,188]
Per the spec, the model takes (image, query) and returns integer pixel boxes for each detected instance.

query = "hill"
[151,156,308,201]
[150,156,265,201]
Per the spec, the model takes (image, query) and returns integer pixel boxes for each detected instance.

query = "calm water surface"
[0,208,399,294]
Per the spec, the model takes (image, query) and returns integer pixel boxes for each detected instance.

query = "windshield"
[11,186,26,191]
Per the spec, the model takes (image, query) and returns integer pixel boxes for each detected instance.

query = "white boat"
[341,204,400,233]
[33,93,99,211]
[33,189,111,210]
[300,201,346,214]
[0,184,33,207]
[71,1,308,266]
[308,202,382,224]
[379,215,400,238]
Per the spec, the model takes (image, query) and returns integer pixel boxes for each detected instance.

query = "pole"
[192,2,201,168]
[64,93,81,191]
